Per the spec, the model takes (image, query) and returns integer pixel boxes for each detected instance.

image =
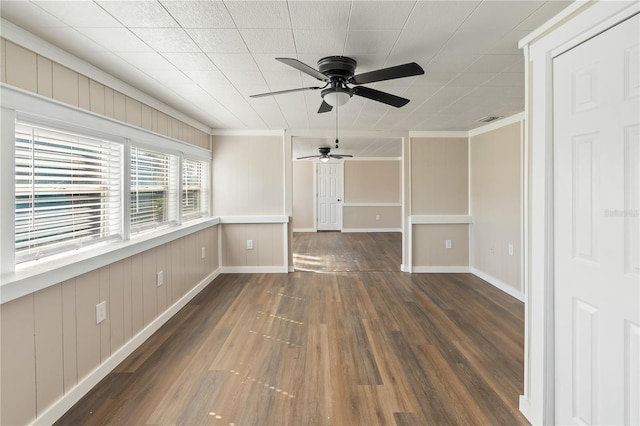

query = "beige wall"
[292,161,314,230]
[211,135,284,216]
[410,137,469,268]
[344,160,400,203]
[470,122,521,291]
[1,226,219,425]
[1,39,209,149]
[411,137,468,215]
[221,223,284,267]
[343,206,401,229]
[412,224,469,267]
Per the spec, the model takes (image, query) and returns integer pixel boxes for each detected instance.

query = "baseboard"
[293,228,316,233]
[32,267,222,426]
[341,228,402,233]
[470,267,525,302]
[411,266,471,273]
[219,266,288,274]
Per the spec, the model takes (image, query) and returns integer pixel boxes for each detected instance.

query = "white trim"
[218,215,289,224]
[467,112,525,138]
[1,218,219,304]
[210,129,285,137]
[341,228,402,233]
[409,131,468,138]
[293,228,316,233]
[520,2,639,424]
[410,215,473,224]
[31,267,221,426]
[0,19,211,134]
[0,108,16,274]
[342,202,401,207]
[471,267,525,302]
[518,0,594,48]
[220,266,288,274]
[290,128,405,139]
[412,266,470,273]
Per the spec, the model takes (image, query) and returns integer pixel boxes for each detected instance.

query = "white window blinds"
[15,122,122,263]
[182,158,209,220]
[130,146,178,233]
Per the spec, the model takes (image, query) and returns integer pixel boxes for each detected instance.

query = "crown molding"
[468,112,525,137]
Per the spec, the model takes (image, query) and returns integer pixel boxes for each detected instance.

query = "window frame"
[0,85,212,281]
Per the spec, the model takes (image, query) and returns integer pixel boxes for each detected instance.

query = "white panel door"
[317,162,343,231]
[553,14,639,425]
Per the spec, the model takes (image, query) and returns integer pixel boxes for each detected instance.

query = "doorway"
[552,13,639,424]
[316,161,343,231]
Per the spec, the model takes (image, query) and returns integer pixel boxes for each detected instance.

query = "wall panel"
[61,278,78,392]
[1,294,36,425]
[52,63,78,107]
[5,41,37,92]
[34,285,64,415]
[78,74,90,110]
[37,56,53,97]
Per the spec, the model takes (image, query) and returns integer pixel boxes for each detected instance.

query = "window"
[182,158,209,220]
[130,147,178,233]
[15,122,122,263]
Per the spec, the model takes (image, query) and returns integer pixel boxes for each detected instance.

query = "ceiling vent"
[476,115,503,123]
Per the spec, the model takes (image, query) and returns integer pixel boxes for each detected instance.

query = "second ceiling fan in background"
[251,56,424,113]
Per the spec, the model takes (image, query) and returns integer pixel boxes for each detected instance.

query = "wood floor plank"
[56,232,528,426]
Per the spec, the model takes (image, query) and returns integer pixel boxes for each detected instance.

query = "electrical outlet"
[247,239,253,250]
[157,270,163,287]
[508,244,514,256]
[445,239,452,249]
[96,301,107,324]
[201,247,206,259]
[375,215,380,220]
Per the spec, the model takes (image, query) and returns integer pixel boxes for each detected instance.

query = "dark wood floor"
[57,232,527,425]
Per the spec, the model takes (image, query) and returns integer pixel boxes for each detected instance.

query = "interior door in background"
[317,162,343,231]
[553,14,639,425]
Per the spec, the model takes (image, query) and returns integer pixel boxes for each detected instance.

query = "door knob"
[337,199,341,202]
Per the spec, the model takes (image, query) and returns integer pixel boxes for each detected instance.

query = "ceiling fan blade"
[276,58,329,82]
[330,155,353,158]
[317,100,333,113]
[352,86,410,108]
[349,62,424,85]
[250,86,322,98]
[296,155,320,160]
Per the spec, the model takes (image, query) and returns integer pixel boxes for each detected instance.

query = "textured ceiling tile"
[225,1,291,29]
[206,53,259,72]
[294,29,347,54]
[0,1,67,28]
[253,53,300,71]
[30,27,107,55]
[187,29,248,53]
[425,53,481,73]
[34,1,122,27]
[117,52,177,71]
[78,28,153,53]
[131,28,200,53]
[96,1,178,28]
[349,1,415,30]
[161,1,235,28]
[288,1,351,29]
[225,71,268,88]
[345,30,400,56]
[239,29,296,53]
[448,72,495,87]
[483,72,525,87]
[464,54,521,73]
[517,1,572,30]
[163,52,216,71]
[262,70,305,91]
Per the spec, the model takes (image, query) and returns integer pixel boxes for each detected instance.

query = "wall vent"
[475,115,503,123]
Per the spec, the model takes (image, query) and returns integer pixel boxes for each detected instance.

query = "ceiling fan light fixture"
[320,156,330,163]
[322,87,352,107]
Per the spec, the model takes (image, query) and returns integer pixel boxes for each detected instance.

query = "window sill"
[0,217,220,304]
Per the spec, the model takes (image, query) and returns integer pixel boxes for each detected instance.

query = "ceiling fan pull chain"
[335,96,339,149]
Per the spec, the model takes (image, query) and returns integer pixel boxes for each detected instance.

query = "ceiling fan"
[250,56,424,113]
[296,147,352,162]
